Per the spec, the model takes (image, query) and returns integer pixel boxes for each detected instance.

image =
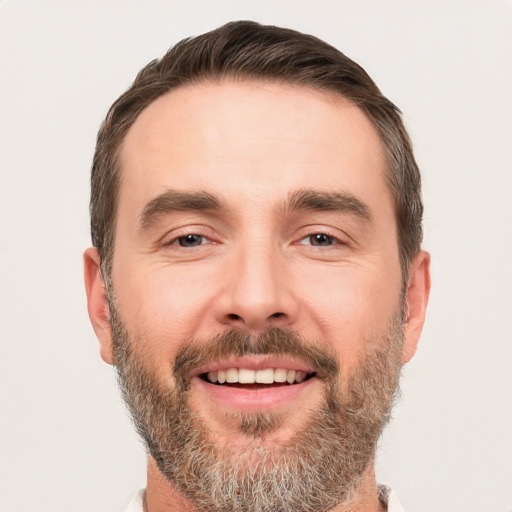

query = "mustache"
[173,328,339,390]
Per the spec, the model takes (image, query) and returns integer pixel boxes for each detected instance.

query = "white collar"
[125,485,407,512]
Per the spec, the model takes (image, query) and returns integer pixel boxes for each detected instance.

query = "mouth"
[200,367,316,388]
[191,356,321,412]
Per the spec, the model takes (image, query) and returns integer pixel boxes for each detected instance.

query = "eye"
[173,234,208,247]
[299,233,338,247]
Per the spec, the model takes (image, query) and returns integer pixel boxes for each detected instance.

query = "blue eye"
[310,233,333,246]
[175,234,207,247]
[304,233,336,246]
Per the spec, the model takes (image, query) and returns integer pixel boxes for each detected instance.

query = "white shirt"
[125,484,407,511]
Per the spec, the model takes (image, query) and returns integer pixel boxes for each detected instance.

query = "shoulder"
[378,484,407,512]
[124,489,145,512]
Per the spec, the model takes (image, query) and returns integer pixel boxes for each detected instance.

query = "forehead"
[119,80,390,213]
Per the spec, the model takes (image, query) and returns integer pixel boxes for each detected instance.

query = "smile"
[191,356,320,411]
[202,368,313,385]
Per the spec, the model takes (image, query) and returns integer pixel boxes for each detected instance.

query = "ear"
[402,250,431,363]
[83,247,114,364]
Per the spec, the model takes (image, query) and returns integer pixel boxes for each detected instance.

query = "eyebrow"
[285,189,372,221]
[139,190,224,229]
[138,188,372,231]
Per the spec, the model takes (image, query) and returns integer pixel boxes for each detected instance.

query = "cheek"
[297,265,401,361]
[113,263,218,364]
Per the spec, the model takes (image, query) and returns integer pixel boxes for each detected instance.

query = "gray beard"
[109,305,403,512]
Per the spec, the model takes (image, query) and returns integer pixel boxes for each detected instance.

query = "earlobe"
[402,251,431,363]
[83,247,114,364]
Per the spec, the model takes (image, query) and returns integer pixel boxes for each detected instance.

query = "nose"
[214,241,299,332]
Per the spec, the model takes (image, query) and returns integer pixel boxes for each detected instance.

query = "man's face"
[85,81,429,511]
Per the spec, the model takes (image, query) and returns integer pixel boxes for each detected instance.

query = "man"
[84,20,430,512]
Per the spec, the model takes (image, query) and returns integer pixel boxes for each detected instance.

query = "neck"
[144,457,386,512]
[145,458,194,512]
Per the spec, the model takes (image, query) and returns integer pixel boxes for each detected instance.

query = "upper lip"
[190,355,315,378]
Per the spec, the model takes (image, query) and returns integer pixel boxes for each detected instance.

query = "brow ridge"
[286,189,371,220]
[139,188,371,231]
[139,190,223,229]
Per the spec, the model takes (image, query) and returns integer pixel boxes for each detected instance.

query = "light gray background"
[1,1,511,511]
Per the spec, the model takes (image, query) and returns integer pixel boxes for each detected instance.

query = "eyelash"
[295,229,349,249]
[170,234,209,247]
[297,233,340,246]
[162,229,347,251]
[162,232,212,249]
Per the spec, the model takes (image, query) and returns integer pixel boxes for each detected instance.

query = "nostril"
[222,311,287,327]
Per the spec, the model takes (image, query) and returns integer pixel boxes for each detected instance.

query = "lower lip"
[193,376,320,412]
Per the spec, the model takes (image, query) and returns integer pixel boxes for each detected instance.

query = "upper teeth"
[206,368,307,385]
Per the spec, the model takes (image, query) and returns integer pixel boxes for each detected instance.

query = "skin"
[84,81,430,512]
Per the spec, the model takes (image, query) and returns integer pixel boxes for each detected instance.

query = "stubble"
[109,304,403,512]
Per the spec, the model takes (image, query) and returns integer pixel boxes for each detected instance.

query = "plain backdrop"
[0,1,511,511]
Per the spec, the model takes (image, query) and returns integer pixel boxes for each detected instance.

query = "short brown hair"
[91,20,423,278]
